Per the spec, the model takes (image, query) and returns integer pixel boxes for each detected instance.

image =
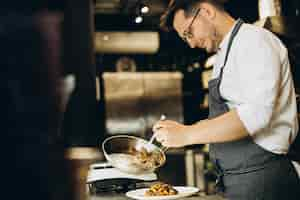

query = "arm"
[153,109,248,147]
[186,109,249,145]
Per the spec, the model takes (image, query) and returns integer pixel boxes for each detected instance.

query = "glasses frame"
[182,8,201,43]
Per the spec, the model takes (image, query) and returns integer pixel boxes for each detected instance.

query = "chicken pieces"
[135,147,162,169]
[128,147,164,171]
[145,182,178,196]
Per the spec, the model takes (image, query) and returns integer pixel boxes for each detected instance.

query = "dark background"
[2,1,300,199]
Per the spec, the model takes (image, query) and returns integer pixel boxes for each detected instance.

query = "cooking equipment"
[102,135,167,175]
[87,162,157,193]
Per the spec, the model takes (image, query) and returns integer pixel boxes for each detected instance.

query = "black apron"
[208,19,300,200]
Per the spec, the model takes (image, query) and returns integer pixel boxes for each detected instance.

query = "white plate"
[126,186,200,200]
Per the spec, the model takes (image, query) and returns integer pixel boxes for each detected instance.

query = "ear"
[199,2,217,21]
[173,10,186,33]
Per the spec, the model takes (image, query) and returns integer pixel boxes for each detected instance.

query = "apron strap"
[218,19,244,100]
[222,19,244,69]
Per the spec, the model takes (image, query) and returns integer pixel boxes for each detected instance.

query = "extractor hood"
[254,15,299,39]
[254,0,300,39]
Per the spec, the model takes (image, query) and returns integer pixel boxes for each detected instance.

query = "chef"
[153,0,300,199]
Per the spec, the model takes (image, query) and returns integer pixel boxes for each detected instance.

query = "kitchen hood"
[254,0,300,39]
[254,15,299,39]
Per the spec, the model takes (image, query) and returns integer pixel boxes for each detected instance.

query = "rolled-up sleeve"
[235,35,282,135]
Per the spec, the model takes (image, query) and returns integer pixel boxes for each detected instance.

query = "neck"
[215,13,236,41]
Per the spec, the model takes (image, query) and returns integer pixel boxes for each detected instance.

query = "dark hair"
[160,0,225,32]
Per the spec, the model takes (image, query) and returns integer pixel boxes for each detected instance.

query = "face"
[173,7,220,53]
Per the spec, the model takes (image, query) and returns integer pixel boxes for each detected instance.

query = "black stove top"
[87,178,157,194]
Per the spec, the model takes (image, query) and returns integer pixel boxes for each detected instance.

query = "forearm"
[185,109,249,145]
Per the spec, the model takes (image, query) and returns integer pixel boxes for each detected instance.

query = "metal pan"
[101,135,167,174]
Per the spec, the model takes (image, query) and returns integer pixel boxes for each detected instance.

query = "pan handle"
[148,114,167,145]
[152,114,169,153]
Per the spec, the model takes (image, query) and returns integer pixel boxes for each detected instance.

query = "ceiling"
[94,0,300,57]
[95,0,167,16]
[94,0,260,31]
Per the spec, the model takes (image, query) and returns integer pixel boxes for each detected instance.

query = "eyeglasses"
[182,8,200,42]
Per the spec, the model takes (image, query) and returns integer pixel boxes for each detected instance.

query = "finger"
[155,131,167,143]
[155,132,163,142]
[161,140,171,148]
[153,122,164,132]
[153,119,172,132]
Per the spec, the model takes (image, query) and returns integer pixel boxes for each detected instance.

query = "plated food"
[126,185,200,200]
[145,182,178,196]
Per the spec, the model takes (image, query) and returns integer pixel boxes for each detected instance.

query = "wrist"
[184,125,196,146]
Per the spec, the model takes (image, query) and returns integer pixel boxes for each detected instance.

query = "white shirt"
[211,22,299,154]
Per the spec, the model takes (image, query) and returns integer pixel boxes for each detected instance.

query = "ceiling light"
[141,5,149,14]
[135,16,143,24]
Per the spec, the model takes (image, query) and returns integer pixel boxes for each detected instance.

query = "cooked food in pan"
[145,182,178,196]
[135,147,162,168]
[128,147,164,170]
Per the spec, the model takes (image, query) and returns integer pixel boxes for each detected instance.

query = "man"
[153,0,300,199]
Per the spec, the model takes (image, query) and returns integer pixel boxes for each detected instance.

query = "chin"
[206,45,218,53]
[205,47,213,53]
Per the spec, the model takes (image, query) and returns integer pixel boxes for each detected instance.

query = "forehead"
[173,10,187,33]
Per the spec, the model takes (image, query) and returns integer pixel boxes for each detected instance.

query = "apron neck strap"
[216,19,244,102]
[221,18,244,70]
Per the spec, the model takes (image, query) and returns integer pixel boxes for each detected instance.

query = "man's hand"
[152,120,191,148]
[152,109,249,147]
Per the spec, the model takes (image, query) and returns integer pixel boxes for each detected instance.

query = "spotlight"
[141,5,149,14]
[135,16,143,24]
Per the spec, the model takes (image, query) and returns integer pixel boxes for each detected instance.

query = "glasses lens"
[183,30,192,42]
[182,9,199,42]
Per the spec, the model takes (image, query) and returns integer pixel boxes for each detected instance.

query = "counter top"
[88,193,226,200]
